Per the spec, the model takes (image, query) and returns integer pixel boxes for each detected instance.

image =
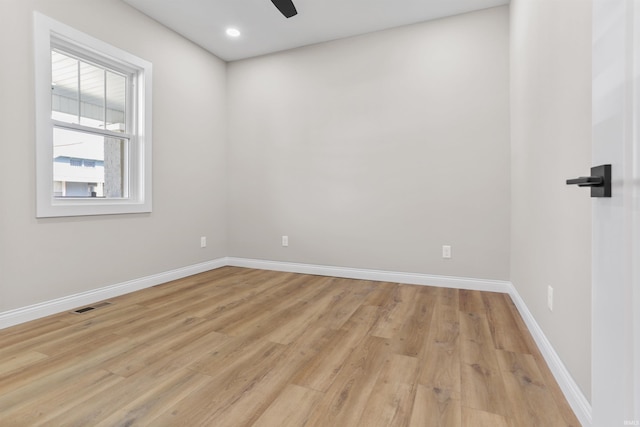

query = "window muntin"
[34,12,152,217]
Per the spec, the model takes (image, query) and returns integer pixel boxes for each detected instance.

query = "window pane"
[79,61,105,129]
[51,51,79,123]
[53,127,128,198]
[106,71,126,132]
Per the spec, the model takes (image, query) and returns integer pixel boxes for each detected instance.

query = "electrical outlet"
[442,245,451,259]
[547,286,554,311]
[282,236,289,247]
[200,236,207,248]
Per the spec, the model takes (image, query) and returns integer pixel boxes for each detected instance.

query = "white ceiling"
[122,0,509,62]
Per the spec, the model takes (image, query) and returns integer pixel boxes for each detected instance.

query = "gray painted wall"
[227,7,511,280]
[510,0,592,401]
[0,0,228,312]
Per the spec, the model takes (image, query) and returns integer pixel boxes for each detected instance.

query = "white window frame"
[34,12,152,218]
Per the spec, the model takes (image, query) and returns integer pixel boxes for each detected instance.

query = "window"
[34,12,152,217]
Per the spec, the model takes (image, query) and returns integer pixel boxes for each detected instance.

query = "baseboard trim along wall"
[226,257,512,293]
[0,258,227,330]
[0,256,591,425]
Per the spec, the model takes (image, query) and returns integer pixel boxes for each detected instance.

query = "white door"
[592,0,640,424]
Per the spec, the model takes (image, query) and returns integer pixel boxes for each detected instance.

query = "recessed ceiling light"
[226,27,241,38]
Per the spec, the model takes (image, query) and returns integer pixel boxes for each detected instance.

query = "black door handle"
[566,176,604,186]
[566,164,611,197]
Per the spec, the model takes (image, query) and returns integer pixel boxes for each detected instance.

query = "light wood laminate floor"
[0,267,580,426]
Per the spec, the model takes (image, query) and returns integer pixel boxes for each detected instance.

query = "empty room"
[0,0,638,425]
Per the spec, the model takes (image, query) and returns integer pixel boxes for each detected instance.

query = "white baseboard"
[227,257,512,293]
[0,257,509,331]
[508,283,592,427]
[0,255,591,426]
[0,258,227,330]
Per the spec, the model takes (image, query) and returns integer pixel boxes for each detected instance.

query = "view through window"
[51,50,129,199]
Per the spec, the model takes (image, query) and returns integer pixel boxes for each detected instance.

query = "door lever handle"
[566,176,604,187]
[566,164,611,197]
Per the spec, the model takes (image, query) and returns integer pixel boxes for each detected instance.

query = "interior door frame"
[592,0,640,424]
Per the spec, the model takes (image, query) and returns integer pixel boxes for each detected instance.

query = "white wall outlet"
[547,286,554,311]
[442,245,452,259]
[200,236,207,248]
[282,236,289,247]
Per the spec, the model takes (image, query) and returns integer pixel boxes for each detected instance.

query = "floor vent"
[71,301,113,314]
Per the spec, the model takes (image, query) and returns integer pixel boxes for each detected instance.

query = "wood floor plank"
[461,406,511,427]
[98,318,223,377]
[0,350,48,377]
[0,369,124,426]
[357,353,419,427]
[0,310,128,360]
[44,363,205,426]
[0,334,132,414]
[436,286,459,308]
[410,383,461,427]
[511,319,583,426]
[0,318,76,346]
[188,334,285,378]
[0,268,580,426]
[482,292,530,354]
[188,283,264,320]
[217,276,334,339]
[92,370,214,427]
[312,278,377,330]
[33,306,202,358]
[363,281,400,306]
[130,344,287,425]
[459,310,511,418]
[252,384,324,427]
[151,326,332,426]
[193,273,313,332]
[110,269,274,317]
[418,297,461,394]
[388,285,437,357]
[201,326,340,427]
[160,329,232,371]
[502,290,531,332]
[264,278,346,344]
[496,350,579,426]
[292,305,381,392]
[459,289,486,314]
[371,284,419,339]
[303,336,389,427]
